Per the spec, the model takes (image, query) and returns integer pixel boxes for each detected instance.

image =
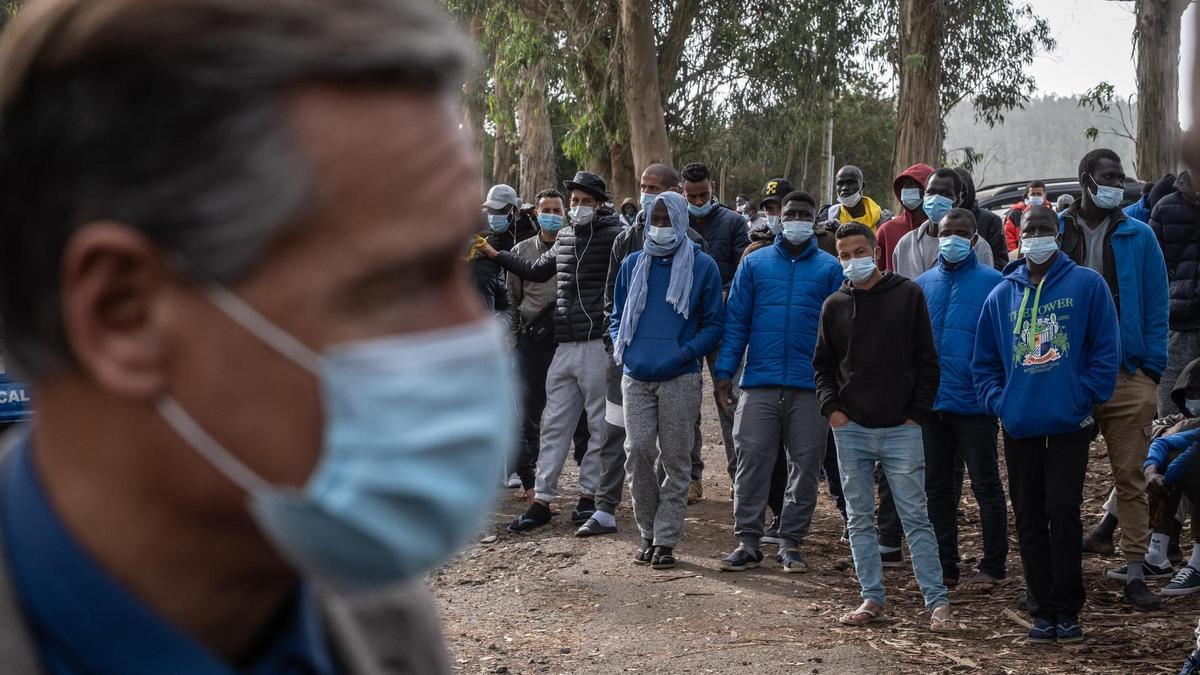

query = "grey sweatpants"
[732,387,828,549]
[1159,330,1200,416]
[596,359,628,515]
[533,340,607,503]
[623,372,702,548]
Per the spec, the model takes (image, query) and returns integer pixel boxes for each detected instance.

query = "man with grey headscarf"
[609,191,725,569]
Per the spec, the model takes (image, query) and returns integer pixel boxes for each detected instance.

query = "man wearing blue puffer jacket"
[974,205,1121,644]
[1059,148,1169,605]
[914,208,1007,592]
[610,191,725,570]
[712,190,844,574]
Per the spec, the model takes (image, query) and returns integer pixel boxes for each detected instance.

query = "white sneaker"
[505,473,522,489]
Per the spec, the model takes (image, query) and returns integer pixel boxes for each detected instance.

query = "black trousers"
[1004,425,1092,620]
[822,429,847,521]
[515,331,589,490]
[877,469,903,548]
[924,412,1009,580]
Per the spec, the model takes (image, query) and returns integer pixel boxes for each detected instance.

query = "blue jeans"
[832,421,949,609]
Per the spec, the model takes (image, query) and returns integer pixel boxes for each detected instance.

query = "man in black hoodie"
[954,167,1008,271]
[814,223,952,631]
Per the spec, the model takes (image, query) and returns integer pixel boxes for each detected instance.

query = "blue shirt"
[1,435,337,675]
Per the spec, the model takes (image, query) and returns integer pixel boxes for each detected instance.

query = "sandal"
[930,604,957,633]
[838,601,884,626]
[960,572,1001,593]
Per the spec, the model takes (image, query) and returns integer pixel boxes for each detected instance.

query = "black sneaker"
[508,502,553,532]
[1124,579,1164,610]
[570,497,596,525]
[1182,648,1200,675]
[651,546,676,570]
[1055,616,1084,643]
[633,540,653,566]
[761,517,784,546]
[719,546,763,571]
[1164,565,1200,596]
[1106,561,1174,581]
[1026,617,1056,645]
[880,548,904,568]
[777,548,808,573]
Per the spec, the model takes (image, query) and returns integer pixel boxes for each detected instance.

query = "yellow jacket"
[827,196,882,231]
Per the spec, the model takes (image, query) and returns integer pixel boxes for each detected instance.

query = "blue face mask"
[842,256,877,284]
[766,215,782,235]
[687,200,715,217]
[782,219,814,244]
[1020,235,1059,264]
[158,287,516,594]
[900,187,922,210]
[646,225,678,248]
[487,214,510,233]
[1089,181,1124,210]
[640,192,656,213]
[938,234,972,263]
[923,193,953,226]
[537,213,564,233]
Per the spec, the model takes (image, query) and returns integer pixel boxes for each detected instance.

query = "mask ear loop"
[204,284,324,376]
[157,396,273,495]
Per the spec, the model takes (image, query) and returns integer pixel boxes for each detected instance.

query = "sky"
[1025,0,1195,125]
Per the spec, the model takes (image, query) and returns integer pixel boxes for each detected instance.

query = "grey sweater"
[892,221,994,280]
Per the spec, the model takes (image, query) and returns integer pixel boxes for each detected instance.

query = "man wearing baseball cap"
[482,171,623,533]
[470,184,519,319]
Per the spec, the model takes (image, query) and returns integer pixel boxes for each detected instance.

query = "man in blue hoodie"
[610,191,724,569]
[974,205,1121,643]
[914,208,1007,591]
[713,190,844,574]
[1059,149,1169,607]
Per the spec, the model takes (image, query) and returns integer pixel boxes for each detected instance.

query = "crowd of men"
[470,150,1200,662]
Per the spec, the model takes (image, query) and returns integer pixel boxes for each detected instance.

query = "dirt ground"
[433,395,1200,674]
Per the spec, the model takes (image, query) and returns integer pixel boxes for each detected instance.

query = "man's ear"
[873,245,883,263]
[59,222,174,400]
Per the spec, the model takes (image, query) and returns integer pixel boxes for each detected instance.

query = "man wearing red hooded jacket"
[876,163,935,272]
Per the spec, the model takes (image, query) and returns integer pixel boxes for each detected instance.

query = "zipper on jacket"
[783,256,797,383]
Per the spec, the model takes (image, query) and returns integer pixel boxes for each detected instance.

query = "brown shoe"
[687,481,704,504]
[1081,531,1115,556]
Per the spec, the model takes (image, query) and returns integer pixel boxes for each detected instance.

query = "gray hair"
[0,0,472,376]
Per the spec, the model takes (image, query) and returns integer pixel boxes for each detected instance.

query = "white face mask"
[570,205,594,225]
[1187,398,1200,417]
[838,191,862,208]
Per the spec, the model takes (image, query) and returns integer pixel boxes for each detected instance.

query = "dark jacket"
[1150,173,1200,330]
[609,243,725,381]
[606,212,707,320]
[496,208,623,344]
[470,229,514,314]
[956,168,1008,271]
[813,272,940,427]
[689,203,750,289]
[1059,203,1169,378]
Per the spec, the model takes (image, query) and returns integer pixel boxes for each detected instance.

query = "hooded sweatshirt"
[973,252,1121,439]
[1144,357,1200,483]
[876,163,935,272]
[813,271,940,427]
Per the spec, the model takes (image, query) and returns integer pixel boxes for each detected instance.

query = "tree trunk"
[491,65,518,188]
[620,0,672,173]
[463,12,487,180]
[893,0,945,193]
[1135,0,1188,180]
[608,138,637,202]
[517,60,557,201]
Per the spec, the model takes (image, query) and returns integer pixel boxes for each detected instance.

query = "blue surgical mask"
[687,200,715,217]
[158,287,516,594]
[570,205,594,225]
[842,256,877,284]
[640,192,656,213]
[766,215,782,235]
[1025,195,1046,208]
[537,213,564,233]
[782,219,814,244]
[923,193,953,225]
[1187,398,1200,417]
[900,187,922,210]
[1020,236,1059,264]
[1090,182,1124,210]
[487,214,509,233]
[938,235,972,263]
[646,225,677,248]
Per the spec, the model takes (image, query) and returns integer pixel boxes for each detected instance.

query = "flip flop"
[960,572,1001,593]
[930,605,958,633]
[839,603,884,626]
